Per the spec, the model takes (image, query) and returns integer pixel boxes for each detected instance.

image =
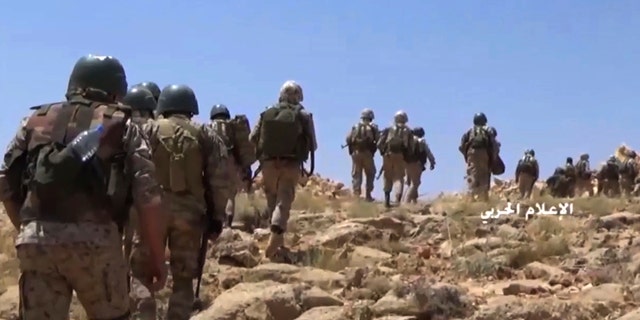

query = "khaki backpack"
[469,125,491,149]
[151,117,205,202]
[258,103,309,161]
[349,122,376,151]
[229,115,256,167]
[384,125,411,154]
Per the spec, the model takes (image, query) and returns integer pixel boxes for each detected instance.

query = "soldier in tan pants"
[345,108,379,201]
[378,111,413,207]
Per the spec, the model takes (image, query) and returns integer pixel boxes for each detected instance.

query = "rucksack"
[620,159,637,177]
[349,122,376,150]
[210,119,234,151]
[15,97,131,225]
[604,162,619,179]
[151,117,205,202]
[519,155,536,173]
[385,125,410,154]
[565,164,576,178]
[258,103,309,161]
[469,125,490,149]
[229,115,256,168]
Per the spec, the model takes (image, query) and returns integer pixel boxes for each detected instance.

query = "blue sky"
[1,1,639,198]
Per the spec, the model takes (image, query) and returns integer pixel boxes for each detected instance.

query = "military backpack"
[469,125,491,149]
[349,122,376,151]
[385,125,410,154]
[258,103,309,161]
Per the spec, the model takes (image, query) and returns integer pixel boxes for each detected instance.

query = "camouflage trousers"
[382,153,406,201]
[620,176,635,196]
[466,148,491,200]
[350,150,376,196]
[599,179,620,197]
[517,172,536,199]
[225,158,243,226]
[261,159,301,233]
[575,178,594,197]
[404,161,423,203]
[130,194,204,320]
[17,243,129,320]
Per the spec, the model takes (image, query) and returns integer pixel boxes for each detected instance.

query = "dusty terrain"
[2,169,640,319]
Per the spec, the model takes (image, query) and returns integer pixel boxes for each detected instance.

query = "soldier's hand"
[147,257,168,292]
[430,163,435,171]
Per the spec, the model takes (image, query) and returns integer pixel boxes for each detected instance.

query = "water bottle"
[67,124,104,162]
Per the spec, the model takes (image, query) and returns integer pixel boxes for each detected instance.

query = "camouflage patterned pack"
[210,119,234,151]
[229,114,256,168]
[349,122,376,151]
[385,125,411,154]
[469,125,491,149]
[151,117,204,201]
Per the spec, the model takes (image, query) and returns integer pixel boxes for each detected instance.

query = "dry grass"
[298,246,350,272]
[572,196,627,216]
[506,236,571,269]
[454,252,500,278]
[363,276,393,300]
[292,190,328,213]
[346,201,379,218]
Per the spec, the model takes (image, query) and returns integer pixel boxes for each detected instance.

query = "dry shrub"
[363,276,393,300]
[298,246,349,272]
[507,236,570,269]
[454,252,500,278]
[366,239,412,254]
[292,190,327,213]
[572,196,626,216]
[347,201,379,218]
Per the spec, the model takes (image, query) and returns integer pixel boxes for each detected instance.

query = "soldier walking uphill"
[345,108,379,201]
[564,157,577,197]
[209,104,256,227]
[130,85,231,320]
[458,113,501,201]
[377,111,413,208]
[250,81,317,259]
[575,153,594,197]
[596,156,621,197]
[124,86,157,126]
[515,149,539,199]
[546,167,571,197]
[404,127,436,203]
[133,81,161,103]
[0,55,167,320]
[619,150,638,196]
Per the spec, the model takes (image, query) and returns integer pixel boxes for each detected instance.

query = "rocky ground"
[3,172,640,319]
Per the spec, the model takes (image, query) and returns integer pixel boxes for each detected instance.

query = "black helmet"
[67,54,127,99]
[156,85,199,115]
[566,157,573,164]
[210,104,231,120]
[123,87,156,112]
[133,82,161,102]
[473,112,487,126]
[411,126,425,138]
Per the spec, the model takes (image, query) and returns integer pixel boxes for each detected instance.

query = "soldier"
[377,111,413,208]
[250,80,317,259]
[575,153,594,197]
[123,86,157,125]
[458,112,500,201]
[130,85,230,320]
[404,126,435,203]
[596,156,621,197]
[619,150,637,196]
[133,81,161,102]
[564,157,577,197]
[546,167,571,197]
[0,54,167,319]
[209,103,256,227]
[345,108,379,201]
[515,149,539,199]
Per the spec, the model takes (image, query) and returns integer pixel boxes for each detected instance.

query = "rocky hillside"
[2,167,640,319]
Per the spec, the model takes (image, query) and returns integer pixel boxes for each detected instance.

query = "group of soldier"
[0,54,317,319]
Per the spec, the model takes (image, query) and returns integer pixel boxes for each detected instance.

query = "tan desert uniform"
[378,111,412,206]
[515,152,539,199]
[250,81,317,258]
[345,113,379,200]
[130,114,230,320]
[405,136,435,203]
[575,155,594,197]
[0,101,161,320]
[459,125,498,201]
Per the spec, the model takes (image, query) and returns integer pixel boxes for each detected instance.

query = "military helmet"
[123,87,156,112]
[210,104,231,120]
[608,155,617,162]
[580,153,589,160]
[525,149,535,157]
[360,108,375,120]
[629,150,637,158]
[394,110,408,124]
[566,157,573,164]
[156,84,199,115]
[67,54,128,99]
[473,112,487,126]
[279,80,304,103]
[411,126,425,138]
[133,82,161,102]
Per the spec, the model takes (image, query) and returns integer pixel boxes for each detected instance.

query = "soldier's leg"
[166,212,203,320]
[64,243,130,319]
[266,163,300,257]
[392,155,406,203]
[17,244,73,320]
[261,160,278,224]
[363,152,376,201]
[225,161,241,227]
[517,174,527,199]
[382,155,393,207]
[351,152,364,197]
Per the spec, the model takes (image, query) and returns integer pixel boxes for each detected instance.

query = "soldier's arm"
[0,118,29,229]
[202,126,231,233]
[345,126,353,146]
[372,123,381,143]
[533,161,540,180]
[425,142,436,166]
[249,113,263,146]
[124,122,166,266]
[302,110,317,152]
[458,131,469,156]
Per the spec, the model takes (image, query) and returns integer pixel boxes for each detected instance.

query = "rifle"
[376,167,384,180]
[194,163,217,311]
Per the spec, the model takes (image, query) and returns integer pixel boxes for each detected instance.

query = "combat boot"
[265,231,285,258]
[365,191,374,202]
[384,192,391,208]
[395,193,402,204]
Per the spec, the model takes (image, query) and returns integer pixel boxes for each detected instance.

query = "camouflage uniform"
[575,154,594,197]
[345,108,379,201]
[546,167,571,197]
[459,113,498,201]
[378,111,412,207]
[564,157,577,197]
[405,127,435,203]
[619,150,637,196]
[130,85,230,320]
[597,156,621,197]
[250,81,317,258]
[515,149,539,199]
[0,95,162,320]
